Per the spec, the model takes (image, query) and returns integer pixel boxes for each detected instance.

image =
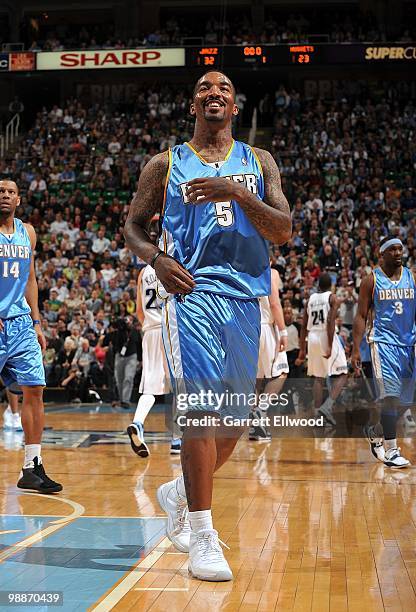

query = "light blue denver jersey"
[0,218,32,319]
[368,266,416,346]
[160,140,271,299]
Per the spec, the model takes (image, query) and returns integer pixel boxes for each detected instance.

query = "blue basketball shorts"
[370,341,416,405]
[0,314,46,388]
[161,292,261,418]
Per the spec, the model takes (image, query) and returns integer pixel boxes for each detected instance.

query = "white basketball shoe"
[384,447,410,469]
[188,529,233,581]
[156,479,191,552]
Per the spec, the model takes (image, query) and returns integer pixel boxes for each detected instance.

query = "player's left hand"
[0,319,3,333]
[34,325,46,352]
[186,177,241,204]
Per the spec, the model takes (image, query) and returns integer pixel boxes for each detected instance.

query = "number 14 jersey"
[160,140,270,299]
[0,218,32,319]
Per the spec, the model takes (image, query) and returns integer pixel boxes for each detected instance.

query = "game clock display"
[187,44,416,67]
[188,45,322,67]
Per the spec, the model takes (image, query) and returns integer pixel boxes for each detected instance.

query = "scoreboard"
[187,44,416,68]
[3,44,416,73]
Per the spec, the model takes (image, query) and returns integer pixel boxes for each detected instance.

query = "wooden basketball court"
[1,403,415,611]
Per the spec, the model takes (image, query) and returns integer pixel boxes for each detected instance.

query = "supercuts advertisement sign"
[36,48,185,70]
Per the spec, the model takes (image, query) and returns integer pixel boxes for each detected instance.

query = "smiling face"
[191,71,238,124]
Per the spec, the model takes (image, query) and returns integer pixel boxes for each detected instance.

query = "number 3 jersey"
[0,218,31,319]
[160,140,270,299]
[368,266,416,346]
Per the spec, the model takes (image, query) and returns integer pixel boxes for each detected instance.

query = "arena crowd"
[18,10,415,52]
[0,80,415,401]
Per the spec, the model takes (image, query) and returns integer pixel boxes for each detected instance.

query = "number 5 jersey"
[159,140,270,299]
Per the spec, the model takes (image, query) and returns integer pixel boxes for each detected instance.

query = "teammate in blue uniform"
[125,71,291,581]
[352,235,416,468]
[0,180,62,492]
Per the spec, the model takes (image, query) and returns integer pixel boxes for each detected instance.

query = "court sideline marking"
[0,493,85,563]
[90,536,173,611]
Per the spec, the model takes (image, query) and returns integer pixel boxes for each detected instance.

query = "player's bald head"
[192,71,236,100]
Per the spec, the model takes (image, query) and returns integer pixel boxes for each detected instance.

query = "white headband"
[380,238,403,254]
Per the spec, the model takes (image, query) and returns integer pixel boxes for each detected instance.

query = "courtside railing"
[1,113,20,157]
[6,113,20,151]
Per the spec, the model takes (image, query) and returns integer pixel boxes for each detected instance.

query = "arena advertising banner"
[36,48,185,70]
[2,45,415,73]
[9,52,35,71]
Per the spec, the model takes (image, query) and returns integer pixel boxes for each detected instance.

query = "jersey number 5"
[2,261,19,278]
[214,201,234,227]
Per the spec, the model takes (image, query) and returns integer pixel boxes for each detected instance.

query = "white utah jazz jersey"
[307,291,331,331]
[259,295,274,325]
[141,265,162,332]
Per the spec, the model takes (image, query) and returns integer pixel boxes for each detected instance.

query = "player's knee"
[22,385,44,402]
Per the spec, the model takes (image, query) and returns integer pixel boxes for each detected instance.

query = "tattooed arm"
[124,152,195,294]
[248,147,291,244]
[186,148,291,244]
[124,152,167,265]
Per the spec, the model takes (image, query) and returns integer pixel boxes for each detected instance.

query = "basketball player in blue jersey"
[125,71,291,581]
[352,235,416,468]
[0,180,62,492]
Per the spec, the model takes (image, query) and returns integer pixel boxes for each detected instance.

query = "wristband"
[32,319,41,326]
[279,328,288,337]
[150,250,164,269]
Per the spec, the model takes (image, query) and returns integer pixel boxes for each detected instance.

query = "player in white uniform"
[2,387,23,431]
[127,264,172,457]
[251,268,289,440]
[297,272,347,425]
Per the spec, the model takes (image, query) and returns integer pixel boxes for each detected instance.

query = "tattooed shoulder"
[252,147,281,185]
[128,151,169,222]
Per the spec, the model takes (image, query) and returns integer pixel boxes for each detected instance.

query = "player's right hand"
[351,350,361,371]
[154,253,196,295]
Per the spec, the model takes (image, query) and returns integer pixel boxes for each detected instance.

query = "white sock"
[133,394,155,425]
[175,475,187,499]
[189,509,213,533]
[385,439,397,451]
[24,444,41,468]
